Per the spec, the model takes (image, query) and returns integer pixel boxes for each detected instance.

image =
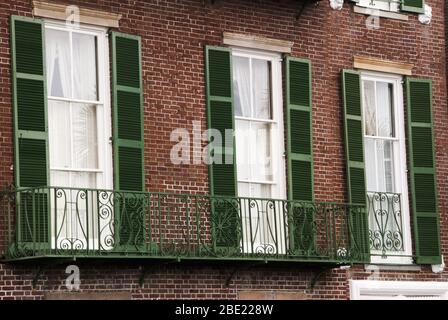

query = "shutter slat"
[11,16,49,246]
[406,78,441,264]
[111,32,145,249]
[342,70,369,263]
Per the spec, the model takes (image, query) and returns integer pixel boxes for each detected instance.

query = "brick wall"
[0,0,447,300]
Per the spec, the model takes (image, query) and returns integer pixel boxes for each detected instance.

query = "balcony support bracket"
[309,266,334,291]
[31,259,73,289]
[225,262,267,288]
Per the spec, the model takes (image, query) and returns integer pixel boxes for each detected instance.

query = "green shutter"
[205,46,240,250]
[205,46,236,197]
[342,70,369,263]
[286,57,313,202]
[401,0,425,14]
[111,32,145,249]
[406,78,441,265]
[11,16,49,246]
[285,57,315,255]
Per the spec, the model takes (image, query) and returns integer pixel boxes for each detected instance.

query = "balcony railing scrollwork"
[1,187,367,264]
[367,191,405,256]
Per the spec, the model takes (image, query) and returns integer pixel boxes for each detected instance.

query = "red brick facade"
[0,0,447,300]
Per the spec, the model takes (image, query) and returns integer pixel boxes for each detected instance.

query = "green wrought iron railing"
[1,187,366,264]
[367,191,405,256]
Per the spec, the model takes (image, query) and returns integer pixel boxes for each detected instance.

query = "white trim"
[33,1,122,28]
[350,280,448,300]
[223,32,293,54]
[361,71,412,264]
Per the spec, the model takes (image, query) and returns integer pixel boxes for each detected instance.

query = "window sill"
[364,264,421,272]
[354,6,409,22]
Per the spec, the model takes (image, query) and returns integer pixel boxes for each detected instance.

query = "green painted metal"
[342,70,369,263]
[401,0,425,13]
[2,187,366,264]
[367,191,404,256]
[406,78,441,265]
[10,15,50,249]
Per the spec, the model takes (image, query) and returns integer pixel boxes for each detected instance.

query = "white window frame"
[350,280,448,300]
[44,20,113,250]
[44,20,113,190]
[357,0,400,12]
[232,47,287,200]
[361,71,412,265]
[231,47,287,254]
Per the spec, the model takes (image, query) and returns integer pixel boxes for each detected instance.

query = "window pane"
[250,183,271,199]
[233,56,251,117]
[48,100,71,168]
[71,172,97,189]
[235,119,251,181]
[251,122,272,182]
[252,59,271,119]
[377,82,395,137]
[238,182,250,197]
[73,33,98,101]
[51,170,70,187]
[72,103,98,169]
[46,29,71,98]
[376,140,395,193]
[364,138,377,192]
[363,80,376,136]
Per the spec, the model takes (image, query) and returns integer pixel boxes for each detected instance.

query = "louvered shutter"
[401,0,425,13]
[111,32,145,249]
[205,46,240,249]
[406,78,441,265]
[342,70,369,263]
[11,16,49,246]
[285,57,315,255]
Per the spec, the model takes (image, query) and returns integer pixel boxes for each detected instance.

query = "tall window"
[232,49,286,253]
[362,72,412,263]
[45,21,113,249]
[233,49,286,200]
[45,21,112,190]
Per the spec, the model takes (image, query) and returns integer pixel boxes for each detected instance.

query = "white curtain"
[363,80,376,136]
[252,59,271,119]
[72,103,98,170]
[233,56,251,117]
[376,82,394,137]
[47,30,99,190]
[73,33,98,101]
[46,29,71,98]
